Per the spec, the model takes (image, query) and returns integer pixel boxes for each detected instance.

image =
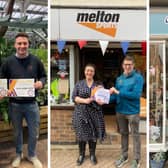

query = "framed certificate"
[0,79,7,97]
[9,79,35,97]
[91,87,110,104]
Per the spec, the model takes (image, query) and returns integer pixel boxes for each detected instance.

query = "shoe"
[11,153,23,168]
[77,155,85,166]
[130,160,140,168]
[90,154,97,165]
[27,156,43,168]
[115,155,128,168]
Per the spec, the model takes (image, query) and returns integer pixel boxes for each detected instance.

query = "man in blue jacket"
[109,55,144,168]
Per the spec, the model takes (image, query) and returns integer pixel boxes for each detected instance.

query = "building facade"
[51,0,147,144]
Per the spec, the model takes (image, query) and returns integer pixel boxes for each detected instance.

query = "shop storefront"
[149,13,168,152]
[51,7,146,144]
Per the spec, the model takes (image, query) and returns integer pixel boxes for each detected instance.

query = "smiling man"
[109,55,144,168]
[0,32,46,168]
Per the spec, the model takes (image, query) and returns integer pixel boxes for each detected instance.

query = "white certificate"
[94,88,110,104]
[9,79,35,97]
[0,79,7,97]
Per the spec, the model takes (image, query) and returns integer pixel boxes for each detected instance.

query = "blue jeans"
[9,102,40,157]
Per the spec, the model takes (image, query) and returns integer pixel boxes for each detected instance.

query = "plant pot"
[150,160,165,168]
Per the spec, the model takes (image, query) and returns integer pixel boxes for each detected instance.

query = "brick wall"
[50,107,146,145]
[51,107,76,144]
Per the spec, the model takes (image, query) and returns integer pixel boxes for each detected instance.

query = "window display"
[149,41,168,152]
[149,42,164,143]
[50,43,70,105]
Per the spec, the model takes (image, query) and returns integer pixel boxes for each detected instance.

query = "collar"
[123,70,135,78]
[15,52,29,59]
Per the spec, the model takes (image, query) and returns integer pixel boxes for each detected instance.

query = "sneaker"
[115,155,128,168]
[130,160,140,168]
[27,156,43,168]
[12,153,23,167]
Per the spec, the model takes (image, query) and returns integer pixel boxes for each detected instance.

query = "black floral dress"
[72,80,106,142]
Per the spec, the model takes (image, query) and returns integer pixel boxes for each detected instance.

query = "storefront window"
[149,41,165,144]
[50,43,74,105]
[166,41,168,143]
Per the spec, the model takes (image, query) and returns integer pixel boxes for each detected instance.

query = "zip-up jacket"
[110,70,144,115]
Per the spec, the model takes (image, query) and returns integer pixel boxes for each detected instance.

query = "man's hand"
[7,90,12,96]
[34,81,43,89]
[109,87,120,95]
[109,87,115,94]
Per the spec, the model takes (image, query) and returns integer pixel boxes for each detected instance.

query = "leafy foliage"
[151,152,166,162]
[0,98,9,123]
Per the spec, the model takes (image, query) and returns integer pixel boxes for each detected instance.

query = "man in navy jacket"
[0,32,46,168]
[110,55,144,168]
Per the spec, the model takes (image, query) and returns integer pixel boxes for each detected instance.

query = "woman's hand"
[96,99,104,105]
[85,97,93,104]
[75,96,93,104]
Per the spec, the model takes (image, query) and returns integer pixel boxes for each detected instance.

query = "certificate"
[0,79,7,97]
[92,87,110,104]
[9,79,35,97]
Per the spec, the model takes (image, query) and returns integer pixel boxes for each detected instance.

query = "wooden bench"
[140,97,146,119]
[0,106,48,143]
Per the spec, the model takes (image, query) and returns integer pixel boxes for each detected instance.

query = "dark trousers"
[117,113,141,161]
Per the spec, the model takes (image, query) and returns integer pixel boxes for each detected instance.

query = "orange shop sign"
[51,9,146,41]
[76,11,120,38]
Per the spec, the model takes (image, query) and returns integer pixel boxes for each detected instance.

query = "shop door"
[149,40,167,152]
[79,47,123,115]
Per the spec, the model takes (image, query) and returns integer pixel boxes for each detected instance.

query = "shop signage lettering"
[164,16,168,24]
[76,10,120,38]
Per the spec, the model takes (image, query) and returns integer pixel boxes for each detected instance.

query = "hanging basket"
[150,160,165,168]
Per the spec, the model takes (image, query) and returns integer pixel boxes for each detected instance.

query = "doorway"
[79,47,123,115]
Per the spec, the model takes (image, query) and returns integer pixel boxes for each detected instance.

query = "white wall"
[51,0,146,8]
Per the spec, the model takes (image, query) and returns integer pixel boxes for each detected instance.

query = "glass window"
[149,41,165,144]
[166,41,168,143]
[50,43,72,105]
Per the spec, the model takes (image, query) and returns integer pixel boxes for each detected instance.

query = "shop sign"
[51,9,146,41]
[150,13,168,35]
[51,9,59,40]
[164,16,168,24]
[76,11,120,38]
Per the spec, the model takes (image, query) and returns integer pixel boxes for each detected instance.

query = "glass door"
[149,41,166,152]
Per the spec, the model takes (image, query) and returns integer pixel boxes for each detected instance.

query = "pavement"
[0,135,47,168]
[3,134,168,168]
[51,135,147,168]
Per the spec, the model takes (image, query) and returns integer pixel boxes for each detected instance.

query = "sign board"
[150,13,168,35]
[51,8,146,41]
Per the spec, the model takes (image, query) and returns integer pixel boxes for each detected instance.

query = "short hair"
[123,55,135,64]
[15,32,29,39]
[85,63,96,71]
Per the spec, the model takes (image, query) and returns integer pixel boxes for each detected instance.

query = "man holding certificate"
[109,56,144,168]
[0,32,46,168]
